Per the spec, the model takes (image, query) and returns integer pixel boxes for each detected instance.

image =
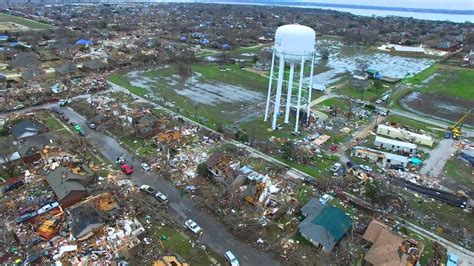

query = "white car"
[38,202,59,215]
[330,163,342,173]
[225,251,240,266]
[185,219,202,235]
[359,165,373,172]
[155,191,168,203]
[141,163,151,172]
[139,185,156,195]
[319,194,333,205]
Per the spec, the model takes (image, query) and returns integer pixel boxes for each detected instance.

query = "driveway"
[420,138,457,177]
[60,106,279,266]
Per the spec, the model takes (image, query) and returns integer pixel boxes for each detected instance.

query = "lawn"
[108,74,149,97]
[444,158,473,192]
[152,225,224,265]
[319,98,352,112]
[336,81,389,102]
[403,64,474,101]
[43,114,64,131]
[120,135,155,156]
[0,12,52,30]
[294,183,317,205]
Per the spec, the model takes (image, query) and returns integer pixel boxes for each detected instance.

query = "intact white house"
[376,124,433,147]
[374,136,417,154]
[351,146,409,167]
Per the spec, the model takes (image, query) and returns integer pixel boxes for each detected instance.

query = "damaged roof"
[46,167,89,201]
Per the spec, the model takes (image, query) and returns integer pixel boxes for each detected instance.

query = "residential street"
[59,106,279,266]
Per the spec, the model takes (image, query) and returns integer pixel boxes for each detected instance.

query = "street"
[60,106,279,266]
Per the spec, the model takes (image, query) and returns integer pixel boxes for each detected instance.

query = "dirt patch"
[401,92,474,126]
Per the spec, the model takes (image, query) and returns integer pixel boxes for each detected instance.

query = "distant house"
[351,146,409,167]
[11,120,40,140]
[82,59,107,72]
[434,41,461,52]
[363,220,422,266]
[377,124,433,147]
[9,52,41,69]
[388,44,426,55]
[46,167,91,208]
[298,198,352,252]
[204,152,242,186]
[374,136,417,154]
[55,61,78,75]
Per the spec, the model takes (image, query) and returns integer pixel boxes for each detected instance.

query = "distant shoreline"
[204,1,473,15]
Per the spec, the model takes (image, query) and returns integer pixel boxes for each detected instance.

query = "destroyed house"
[46,167,90,208]
[67,205,104,240]
[351,146,409,167]
[11,120,41,140]
[133,114,162,139]
[363,220,422,266]
[17,133,55,164]
[298,198,352,252]
[374,136,417,154]
[377,124,433,147]
[204,152,241,186]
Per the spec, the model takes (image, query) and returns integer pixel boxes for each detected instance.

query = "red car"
[120,164,133,175]
[48,97,60,103]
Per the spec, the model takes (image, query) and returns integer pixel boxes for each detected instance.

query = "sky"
[296,0,474,10]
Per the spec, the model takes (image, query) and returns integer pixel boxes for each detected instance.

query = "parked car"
[359,165,373,172]
[37,202,59,215]
[155,192,168,203]
[52,107,62,114]
[16,211,38,224]
[185,219,202,235]
[3,180,24,193]
[390,164,405,171]
[139,185,157,195]
[73,124,82,132]
[224,251,240,266]
[319,194,333,205]
[61,114,69,121]
[59,99,71,106]
[19,206,37,216]
[330,163,342,173]
[69,122,77,126]
[141,163,151,172]
[89,123,97,129]
[120,164,133,175]
[79,129,86,136]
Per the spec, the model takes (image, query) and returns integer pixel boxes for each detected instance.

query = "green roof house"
[298,198,352,252]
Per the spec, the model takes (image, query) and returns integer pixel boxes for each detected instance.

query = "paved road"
[60,106,279,266]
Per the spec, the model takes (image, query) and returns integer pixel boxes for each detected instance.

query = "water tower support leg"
[284,63,295,123]
[272,55,285,130]
[295,57,305,132]
[306,54,315,122]
[264,51,276,121]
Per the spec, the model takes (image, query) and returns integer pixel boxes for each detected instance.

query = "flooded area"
[401,92,474,126]
[310,39,434,86]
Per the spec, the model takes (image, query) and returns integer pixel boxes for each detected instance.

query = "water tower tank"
[274,24,316,63]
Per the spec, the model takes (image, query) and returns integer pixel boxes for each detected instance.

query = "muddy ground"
[401,92,474,126]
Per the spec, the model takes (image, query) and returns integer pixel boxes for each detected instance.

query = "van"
[224,251,239,266]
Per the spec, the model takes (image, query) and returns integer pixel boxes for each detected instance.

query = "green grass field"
[336,81,389,102]
[444,158,473,192]
[0,13,52,30]
[403,64,474,101]
[108,74,149,97]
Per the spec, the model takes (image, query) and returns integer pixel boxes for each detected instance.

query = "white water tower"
[264,24,316,132]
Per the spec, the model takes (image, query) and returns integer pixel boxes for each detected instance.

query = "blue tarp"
[410,157,422,166]
[75,39,93,45]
